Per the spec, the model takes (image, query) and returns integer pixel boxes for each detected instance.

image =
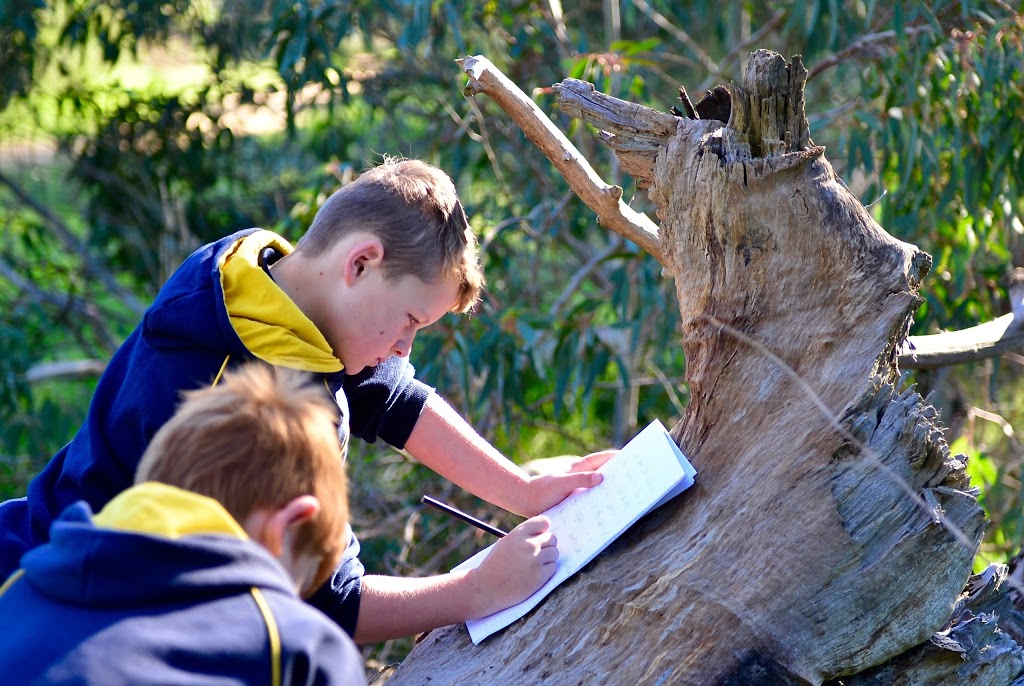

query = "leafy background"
[1,0,1022,673]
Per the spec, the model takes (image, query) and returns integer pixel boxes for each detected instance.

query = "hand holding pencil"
[466,515,559,618]
[421,494,559,618]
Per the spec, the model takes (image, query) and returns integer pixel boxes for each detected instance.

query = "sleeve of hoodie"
[340,355,433,448]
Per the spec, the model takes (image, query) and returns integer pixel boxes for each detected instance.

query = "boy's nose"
[393,334,415,358]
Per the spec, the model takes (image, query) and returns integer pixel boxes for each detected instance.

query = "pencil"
[420,495,508,538]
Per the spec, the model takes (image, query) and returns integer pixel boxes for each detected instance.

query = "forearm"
[404,394,532,514]
[352,571,484,644]
[352,516,558,644]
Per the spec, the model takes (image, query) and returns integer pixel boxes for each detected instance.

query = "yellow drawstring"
[250,587,282,686]
[212,355,231,387]
[0,569,25,599]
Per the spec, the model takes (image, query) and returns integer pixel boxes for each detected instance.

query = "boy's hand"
[470,516,558,618]
[519,449,618,516]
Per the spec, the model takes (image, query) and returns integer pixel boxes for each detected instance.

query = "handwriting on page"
[455,419,696,644]
[545,439,674,558]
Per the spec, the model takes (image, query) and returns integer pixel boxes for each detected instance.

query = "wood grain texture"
[387,50,1004,686]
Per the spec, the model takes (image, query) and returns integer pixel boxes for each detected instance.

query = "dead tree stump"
[386,50,1020,685]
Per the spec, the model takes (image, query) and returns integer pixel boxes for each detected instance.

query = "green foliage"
[0,0,46,108]
[853,13,1024,331]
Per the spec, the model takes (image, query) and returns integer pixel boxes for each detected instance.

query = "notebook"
[453,419,697,644]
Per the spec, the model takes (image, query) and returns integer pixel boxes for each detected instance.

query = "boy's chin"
[341,354,392,375]
[342,359,376,376]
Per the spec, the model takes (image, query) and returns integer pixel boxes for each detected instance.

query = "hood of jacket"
[19,482,297,608]
[144,228,342,374]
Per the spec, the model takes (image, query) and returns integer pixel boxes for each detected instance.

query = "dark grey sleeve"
[305,526,364,638]
[338,355,434,449]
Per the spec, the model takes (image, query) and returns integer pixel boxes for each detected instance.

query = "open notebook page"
[453,419,696,644]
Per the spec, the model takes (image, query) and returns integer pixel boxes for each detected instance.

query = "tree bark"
[387,51,1019,685]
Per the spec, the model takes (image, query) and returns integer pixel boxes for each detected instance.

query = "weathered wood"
[387,51,1009,685]
[555,77,690,188]
[898,274,1024,369]
[539,75,1024,371]
[900,313,1024,369]
[833,564,1024,685]
[456,56,664,264]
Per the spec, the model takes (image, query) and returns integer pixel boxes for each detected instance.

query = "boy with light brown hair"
[0,157,614,642]
[135,363,352,598]
[0,363,366,684]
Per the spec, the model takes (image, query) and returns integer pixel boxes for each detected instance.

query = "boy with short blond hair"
[298,156,484,313]
[0,157,613,643]
[0,363,366,685]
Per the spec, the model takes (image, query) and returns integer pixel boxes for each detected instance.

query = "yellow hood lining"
[93,482,248,540]
[219,231,342,374]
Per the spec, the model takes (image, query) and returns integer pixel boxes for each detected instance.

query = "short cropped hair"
[136,363,348,595]
[298,158,484,313]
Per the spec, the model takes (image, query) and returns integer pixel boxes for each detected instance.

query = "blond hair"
[298,158,484,313]
[136,363,348,593]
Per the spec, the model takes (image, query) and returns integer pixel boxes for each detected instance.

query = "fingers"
[525,531,558,565]
[517,515,551,536]
[561,470,602,489]
[537,544,559,566]
[523,454,616,515]
[573,449,617,472]
[509,517,558,554]
[477,517,561,613]
[563,451,618,486]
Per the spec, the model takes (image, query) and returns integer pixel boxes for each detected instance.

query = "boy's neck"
[268,251,312,315]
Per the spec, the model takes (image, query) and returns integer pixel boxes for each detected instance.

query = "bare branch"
[808,1,979,81]
[632,0,719,75]
[900,278,1024,369]
[721,9,787,72]
[808,26,934,81]
[900,314,1024,369]
[539,0,573,63]
[547,237,622,319]
[464,95,507,188]
[26,359,107,383]
[0,170,147,317]
[552,77,705,188]
[0,255,121,352]
[456,55,665,266]
[807,98,861,128]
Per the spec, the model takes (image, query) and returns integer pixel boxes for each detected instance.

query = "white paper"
[454,419,696,644]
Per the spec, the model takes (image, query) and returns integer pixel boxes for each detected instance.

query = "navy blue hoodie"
[0,229,433,636]
[0,483,366,685]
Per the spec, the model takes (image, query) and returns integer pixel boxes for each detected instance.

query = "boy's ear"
[253,495,321,557]
[343,238,385,286]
